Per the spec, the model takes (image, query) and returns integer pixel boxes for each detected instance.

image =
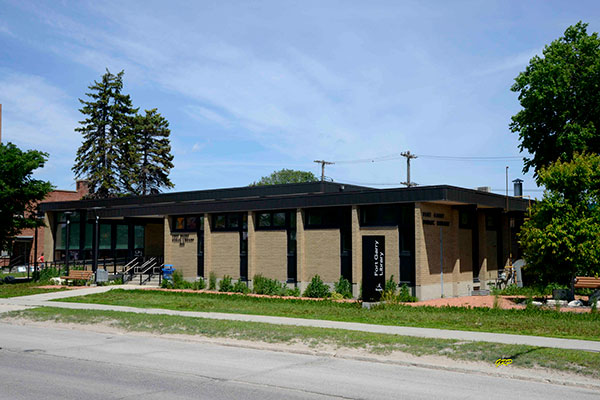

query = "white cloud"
[0,71,80,189]
[185,106,232,129]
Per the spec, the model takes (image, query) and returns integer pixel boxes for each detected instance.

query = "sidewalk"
[2,286,599,353]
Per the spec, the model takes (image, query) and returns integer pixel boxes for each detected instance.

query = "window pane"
[307,211,322,226]
[69,222,80,249]
[55,224,66,250]
[116,225,128,249]
[175,217,185,230]
[199,216,204,231]
[273,213,286,227]
[84,223,93,250]
[289,212,296,228]
[186,217,197,230]
[99,224,112,250]
[258,213,271,227]
[215,215,226,229]
[134,225,144,249]
[242,213,247,230]
[227,214,239,229]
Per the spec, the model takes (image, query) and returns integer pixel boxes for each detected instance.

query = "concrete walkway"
[2,286,599,352]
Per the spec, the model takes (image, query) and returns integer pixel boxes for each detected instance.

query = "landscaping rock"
[546,299,567,307]
[531,301,543,307]
[567,300,583,307]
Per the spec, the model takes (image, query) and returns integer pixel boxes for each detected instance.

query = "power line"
[330,153,523,165]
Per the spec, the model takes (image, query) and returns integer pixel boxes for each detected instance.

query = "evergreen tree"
[73,69,138,198]
[132,109,174,195]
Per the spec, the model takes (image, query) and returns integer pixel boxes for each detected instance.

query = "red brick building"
[2,181,89,268]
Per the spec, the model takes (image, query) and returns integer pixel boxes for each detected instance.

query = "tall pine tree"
[132,109,174,195]
[73,69,138,198]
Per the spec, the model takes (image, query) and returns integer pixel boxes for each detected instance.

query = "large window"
[360,205,399,226]
[172,215,203,232]
[304,208,345,229]
[255,211,294,230]
[211,213,246,231]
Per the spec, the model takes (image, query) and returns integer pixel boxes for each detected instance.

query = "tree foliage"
[251,169,317,186]
[0,143,53,251]
[73,70,138,198]
[131,109,174,195]
[73,69,174,198]
[518,153,600,285]
[510,22,600,178]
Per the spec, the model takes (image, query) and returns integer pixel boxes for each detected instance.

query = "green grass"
[4,306,600,378]
[0,282,67,298]
[56,289,600,341]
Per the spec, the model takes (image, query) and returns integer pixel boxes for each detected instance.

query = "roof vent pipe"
[513,179,523,197]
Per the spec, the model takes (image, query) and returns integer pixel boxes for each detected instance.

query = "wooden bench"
[574,276,600,303]
[60,270,94,286]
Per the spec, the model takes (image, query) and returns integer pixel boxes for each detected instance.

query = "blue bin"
[162,264,175,281]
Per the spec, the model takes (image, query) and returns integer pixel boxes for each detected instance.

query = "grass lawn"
[4,306,600,379]
[56,289,600,341]
[0,282,67,298]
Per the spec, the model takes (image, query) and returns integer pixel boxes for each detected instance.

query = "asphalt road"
[0,322,598,400]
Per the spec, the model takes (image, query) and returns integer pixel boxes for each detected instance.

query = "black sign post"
[362,236,385,302]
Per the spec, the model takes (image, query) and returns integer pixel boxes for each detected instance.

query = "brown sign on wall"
[172,234,194,247]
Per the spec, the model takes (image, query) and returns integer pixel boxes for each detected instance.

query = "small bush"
[286,286,301,297]
[209,272,217,290]
[334,276,353,299]
[171,271,192,289]
[160,278,173,289]
[233,280,250,294]
[219,275,233,292]
[398,284,417,302]
[330,292,345,300]
[385,275,397,294]
[192,277,206,290]
[303,275,330,298]
[253,274,287,296]
[35,267,62,282]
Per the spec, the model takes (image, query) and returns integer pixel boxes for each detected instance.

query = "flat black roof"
[40,182,531,218]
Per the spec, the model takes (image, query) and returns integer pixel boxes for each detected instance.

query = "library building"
[40,181,529,300]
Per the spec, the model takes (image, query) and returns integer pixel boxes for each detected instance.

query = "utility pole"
[313,160,334,181]
[400,151,418,187]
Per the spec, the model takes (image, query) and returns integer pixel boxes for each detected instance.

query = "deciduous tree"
[251,169,317,186]
[510,22,600,178]
[0,142,53,251]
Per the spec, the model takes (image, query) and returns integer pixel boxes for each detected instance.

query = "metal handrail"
[122,257,141,283]
[139,261,161,285]
[134,257,156,274]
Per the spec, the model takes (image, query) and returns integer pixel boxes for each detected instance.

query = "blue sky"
[1,1,599,196]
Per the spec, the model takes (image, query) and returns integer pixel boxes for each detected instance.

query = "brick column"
[351,205,361,297]
[296,208,306,291]
[204,213,212,278]
[247,211,256,286]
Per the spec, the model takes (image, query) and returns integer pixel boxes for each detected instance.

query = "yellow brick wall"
[351,206,360,285]
[296,209,305,283]
[164,217,197,279]
[253,230,288,281]
[210,231,240,279]
[415,203,467,295]
[303,229,340,283]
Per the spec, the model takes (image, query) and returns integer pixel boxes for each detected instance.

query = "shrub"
[398,284,417,302]
[233,280,250,294]
[219,275,233,292]
[385,275,397,294]
[253,274,286,296]
[193,277,206,290]
[286,286,301,297]
[35,267,61,282]
[171,271,191,289]
[334,276,353,299]
[330,292,345,301]
[160,278,173,289]
[209,272,217,290]
[303,275,330,298]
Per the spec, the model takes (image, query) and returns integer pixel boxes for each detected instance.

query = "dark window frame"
[359,204,400,227]
[255,210,294,231]
[304,207,346,229]
[211,212,246,232]
[171,215,204,232]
